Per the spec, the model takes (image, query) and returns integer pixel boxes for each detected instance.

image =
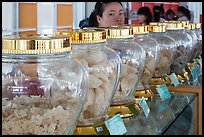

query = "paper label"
[156,85,171,101]
[139,97,150,117]
[170,73,180,87]
[198,58,202,67]
[191,62,201,81]
[105,114,127,135]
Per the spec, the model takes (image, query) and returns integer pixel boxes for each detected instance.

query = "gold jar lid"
[2,34,71,54]
[188,23,196,30]
[56,28,107,44]
[195,23,202,29]
[160,22,184,30]
[131,25,149,34]
[102,26,134,39]
[149,22,159,26]
[148,25,166,32]
[179,21,189,28]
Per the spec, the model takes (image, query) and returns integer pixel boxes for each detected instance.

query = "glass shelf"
[123,91,198,135]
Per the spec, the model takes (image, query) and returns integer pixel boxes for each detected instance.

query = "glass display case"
[68,84,201,135]
[123,91,198,135]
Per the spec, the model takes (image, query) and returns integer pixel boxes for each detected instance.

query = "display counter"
[124,91,198,135]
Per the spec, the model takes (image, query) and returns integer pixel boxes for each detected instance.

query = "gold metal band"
[158,22,184,30]
[188,23,196,30]
[2,34,71,54]
[195,23,201,29]
[56,28,107,44]
[148,25,166,32]
[102,26,134,39]
[131,25,149,34]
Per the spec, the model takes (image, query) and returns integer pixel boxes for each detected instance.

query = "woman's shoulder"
[177,16,189,21]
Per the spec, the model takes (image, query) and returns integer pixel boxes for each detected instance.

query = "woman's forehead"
[103,3,123,12]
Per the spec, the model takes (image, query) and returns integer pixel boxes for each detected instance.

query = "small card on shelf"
[156,84,171,101]
[105,114,127,135]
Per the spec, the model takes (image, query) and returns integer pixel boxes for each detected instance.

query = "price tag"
[156,85,171,101]
[105,114,127,135]
[191,62,201,81]
[198,58,202,66]
[139,97,150,117]
[95,124,109,135]
[169,73,180,87]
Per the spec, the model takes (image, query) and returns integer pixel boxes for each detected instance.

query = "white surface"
[37,2,56,34]
[73,2,85,29]
[85,2,95,18]
[2,2,16,35]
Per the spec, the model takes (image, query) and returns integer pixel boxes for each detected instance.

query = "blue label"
[105,114,127,135]
[191,62,201,81]
[156,85,171,101]
[170,73,180,87]
[198,58,202,67]
[139,97,150,117]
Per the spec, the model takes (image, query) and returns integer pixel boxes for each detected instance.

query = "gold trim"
[188,23,196,30]
[148,25,166,32]
[102,26,134,39]
[131,25,149,34]
[56,28,107,44]
[195,23,201,29]
[159,22,184,30]
[180,21,189,28]
[2,34,71,54]
[149,22,159,26]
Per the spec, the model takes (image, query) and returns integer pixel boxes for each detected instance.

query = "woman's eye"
[109,13,114,16]
[119,12,124,16]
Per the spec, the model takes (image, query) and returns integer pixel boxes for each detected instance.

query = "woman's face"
[97,2,125,27]
[137,14,147,24]
[176,11,183,18]
[167,13,174,20]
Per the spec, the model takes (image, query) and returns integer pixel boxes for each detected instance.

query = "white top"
[177,16,189,21]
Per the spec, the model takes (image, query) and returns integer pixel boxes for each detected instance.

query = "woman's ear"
[96,15,102,24]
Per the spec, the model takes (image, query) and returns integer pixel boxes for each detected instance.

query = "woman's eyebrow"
[108,9,123,13]
[108,10,116,12]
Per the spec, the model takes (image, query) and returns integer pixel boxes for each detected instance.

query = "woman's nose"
[116,18,121,22]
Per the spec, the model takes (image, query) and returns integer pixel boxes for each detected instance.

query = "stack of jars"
[148,24,177,88]
[57,28,121,135]
[104,26,146,118]
[132,25,160,97]
[2,34,88,135]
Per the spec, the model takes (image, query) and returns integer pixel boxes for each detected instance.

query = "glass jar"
[132,25,160,93]
[2,34,88,135]
[148,25,177,78]
[105,26,146,106]
[58,29,121,126]
[163,22,193,75]
[180,21,198,63]
[194,23,202,58]
[187,23,199,62]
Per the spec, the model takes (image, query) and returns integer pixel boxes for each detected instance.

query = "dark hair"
[153,6,161,22]
[137,6,152,25]
[165,9,175,20]
[89,2,123,27]
[177,6,191,21]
